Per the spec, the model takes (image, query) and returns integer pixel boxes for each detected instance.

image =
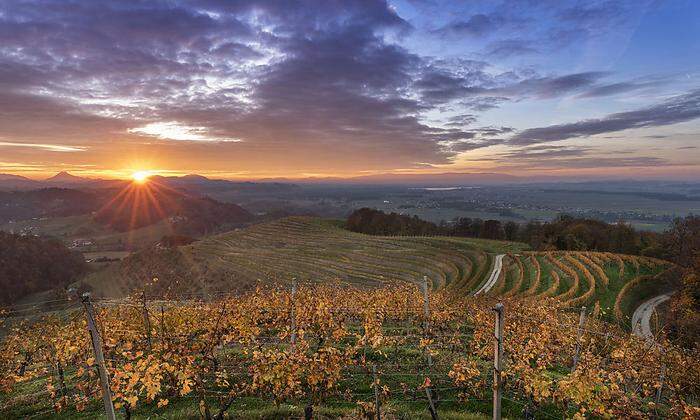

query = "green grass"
[502,257,516,294]
[534,257,553,295]
[489,253,673,329]
[616,267,677,327]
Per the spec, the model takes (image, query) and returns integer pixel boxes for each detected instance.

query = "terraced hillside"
[84,216,526,297]
[485,251,676,325]
[84,217,676,328]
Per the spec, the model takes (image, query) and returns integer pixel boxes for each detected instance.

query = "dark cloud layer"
[510,90,700,145]
[487,145,671,171]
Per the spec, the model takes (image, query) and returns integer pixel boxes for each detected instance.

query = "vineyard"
[1,217,695,418]
[1,283,699,419]
[84,217,527,297]
[83,217,673,322]
[481,251,676,326]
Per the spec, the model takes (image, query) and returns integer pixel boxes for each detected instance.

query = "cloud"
[526,156,670,169]
[497,72,608,98]
[487,39,538,58]
[414,67,608,109]
[128,122,239,142]
[445,114,478,127]
[510,90,700,145]
[0,141,86,152]
[436,14,506,37]
[489,145,673,170]
[557,2,625,27]
[498,145,592,160]
[460,97,509,111]
[578,80,664,98]
[0,90,129,141]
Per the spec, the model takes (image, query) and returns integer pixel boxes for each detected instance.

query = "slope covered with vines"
[84,217,526,298]
[1,283,697,419]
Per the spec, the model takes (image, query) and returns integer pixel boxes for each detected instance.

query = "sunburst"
[131,171,152,183]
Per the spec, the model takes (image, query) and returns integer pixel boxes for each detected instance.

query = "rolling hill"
[84,216,527,297]
[93,182,253,233]
[83,216,674,327]
[0,188,101,224]
[0,182,254,236]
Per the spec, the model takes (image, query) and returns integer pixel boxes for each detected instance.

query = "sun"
[131,171,152,183]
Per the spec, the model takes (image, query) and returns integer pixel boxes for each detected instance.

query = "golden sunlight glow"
[131,171,152,183]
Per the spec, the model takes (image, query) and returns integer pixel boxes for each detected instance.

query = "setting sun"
[131,171,151,183]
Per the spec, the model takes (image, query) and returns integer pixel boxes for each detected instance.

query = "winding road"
[474,254,505,296]
[632,293,672,339]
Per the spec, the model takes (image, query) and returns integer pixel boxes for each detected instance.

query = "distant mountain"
[0,173,32,181]
[150,174,299,194]
[45,171,93,185]
[180,174,210,182]
[0,172,110,190]
[0,173,40,190]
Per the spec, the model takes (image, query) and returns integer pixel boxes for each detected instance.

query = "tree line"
[0,232,87,305]
[347,208,659,255]
[346,207,441,236]
[662,216,700,348]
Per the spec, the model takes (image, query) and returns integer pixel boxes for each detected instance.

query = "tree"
[480,220,504,240]
[504,221,519,241]
[0,232,87,304]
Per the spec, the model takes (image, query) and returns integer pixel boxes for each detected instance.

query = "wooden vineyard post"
[373,364,381,420]
[80,292,116,420]
[290,279,297,346]
[160,304,165,346]
[422,276,436,400]
[656,364,666,405]
[142,291,152,351]
[426,387,439,420]
[422,276,432,365]
[422,276,431,333]
[573,306,587,370]
[56,361,67,404]
[492,303,504,420]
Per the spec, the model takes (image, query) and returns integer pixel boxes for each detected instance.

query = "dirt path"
[632,293,671,339]
[474,254,505,295]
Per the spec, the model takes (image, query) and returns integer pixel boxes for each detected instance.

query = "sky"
[0,0,699,180]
